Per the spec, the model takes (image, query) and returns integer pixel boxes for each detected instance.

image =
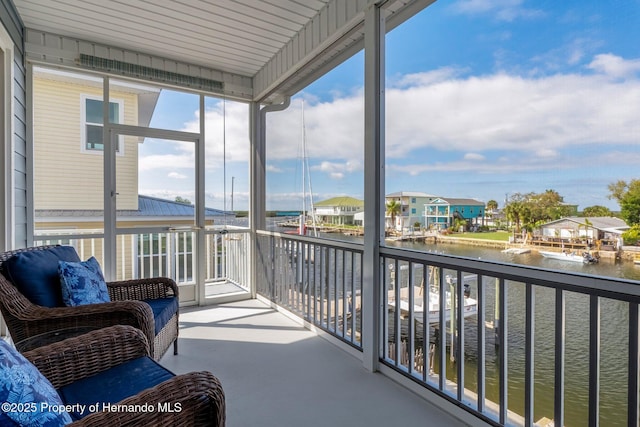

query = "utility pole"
[231,176,234,211]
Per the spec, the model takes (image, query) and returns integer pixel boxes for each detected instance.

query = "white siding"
[1,0,26,249]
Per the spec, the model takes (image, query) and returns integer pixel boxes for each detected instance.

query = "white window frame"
[80,94,125,155]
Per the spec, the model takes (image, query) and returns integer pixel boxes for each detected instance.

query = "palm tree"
[385,200,402,230]
[578,218,594,242]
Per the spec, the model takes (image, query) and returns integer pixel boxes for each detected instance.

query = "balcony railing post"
[554,288,566,427]
[629,303,639,427]
[499,277,507,425]
[525,282,535,426]
[589,295,600,427]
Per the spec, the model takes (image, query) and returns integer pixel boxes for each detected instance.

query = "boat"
[539,250,598,264]
[388,286,478,324]
[388,273,478,324]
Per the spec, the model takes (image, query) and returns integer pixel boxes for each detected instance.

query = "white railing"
[255,231,363,350]
[34,228,250,293]
[380,246,640,427]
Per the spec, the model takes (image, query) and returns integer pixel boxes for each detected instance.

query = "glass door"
[106,127,202,303]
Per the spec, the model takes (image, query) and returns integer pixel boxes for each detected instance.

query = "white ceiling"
[15,0,330,77]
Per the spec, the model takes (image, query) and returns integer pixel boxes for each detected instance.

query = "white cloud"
[181,100,251,167]
[168,171,187,179]
[266,164,283,173]
[464,153,485,161]
[383,57,640,159]
[140,54,640,189]
[588,53,640,79]
[139,153,193,171]
[266,96,364,163]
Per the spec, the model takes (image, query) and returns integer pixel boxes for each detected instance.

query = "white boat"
[388,287,478,324]
[539,250,598,264]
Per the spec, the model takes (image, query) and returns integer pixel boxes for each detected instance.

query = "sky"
[140,0,640,213]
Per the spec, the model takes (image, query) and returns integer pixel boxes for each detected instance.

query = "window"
[82,96,123,152]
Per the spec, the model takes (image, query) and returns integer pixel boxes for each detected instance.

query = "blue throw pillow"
[58,257,111,307]
[2,246,81,307]
[0,340,73,426]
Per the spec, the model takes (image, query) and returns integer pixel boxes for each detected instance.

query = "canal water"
[386,239,637,426]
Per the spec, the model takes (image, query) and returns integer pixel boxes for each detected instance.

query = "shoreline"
[386,233,639,263]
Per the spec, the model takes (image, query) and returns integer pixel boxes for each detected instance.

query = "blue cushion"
[58,257,110,307]
[143,297,179,335]
[0,340,73,426]
[57,356,174,420]
[2,246,81,307]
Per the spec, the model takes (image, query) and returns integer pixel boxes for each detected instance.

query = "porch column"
[252,98,291,299]
[362,1,385,372]
[195,95,206,305]
[103,76,117,280]
[249,101,263,299]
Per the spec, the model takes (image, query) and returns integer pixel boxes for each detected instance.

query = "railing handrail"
[257,229,364,253]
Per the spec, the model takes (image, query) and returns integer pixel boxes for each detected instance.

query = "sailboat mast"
[299,100,307,235]
[302,100,306,220]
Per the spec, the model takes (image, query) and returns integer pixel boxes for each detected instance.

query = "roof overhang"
[14,0,436,104]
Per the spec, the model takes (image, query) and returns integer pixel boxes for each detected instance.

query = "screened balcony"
[2,1,640,427]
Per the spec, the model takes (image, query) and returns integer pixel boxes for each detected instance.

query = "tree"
[453,217,467,232]
[622,224,640,245]
[486,200,498,212]
[608,179,640,225]
[503,190,571,232]
[385,200,401,230]
[578,217,594,239]
[581,205,612,217]
[503,193,529,232]
[528,189,573,224]
[174,196,192,205]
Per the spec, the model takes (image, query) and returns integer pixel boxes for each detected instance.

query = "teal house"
[424,198,485,231]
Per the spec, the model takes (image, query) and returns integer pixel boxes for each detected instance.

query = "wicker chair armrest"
[107,277,179,301]
[11,300,155,348]
[24,325,149,389]
[70,371,225,427]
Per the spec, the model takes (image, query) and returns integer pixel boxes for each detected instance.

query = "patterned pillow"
[58,257,111,307]
[0,339,73,426]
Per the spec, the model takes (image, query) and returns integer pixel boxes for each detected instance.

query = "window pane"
[86,124,103,150]
[86,99,102,124]
[109,102,119,123]
[86,99,119,124]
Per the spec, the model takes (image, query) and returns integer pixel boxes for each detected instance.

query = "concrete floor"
[160,299,470,427]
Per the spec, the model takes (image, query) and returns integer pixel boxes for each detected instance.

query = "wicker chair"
[23,325,225,426]
[0,245,178,361]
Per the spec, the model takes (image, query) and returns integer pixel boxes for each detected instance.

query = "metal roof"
[13,0,434,103]
[385,191,438,198]
[540,217,629,231]
[35,195,230,220]
[314,196,363,207]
